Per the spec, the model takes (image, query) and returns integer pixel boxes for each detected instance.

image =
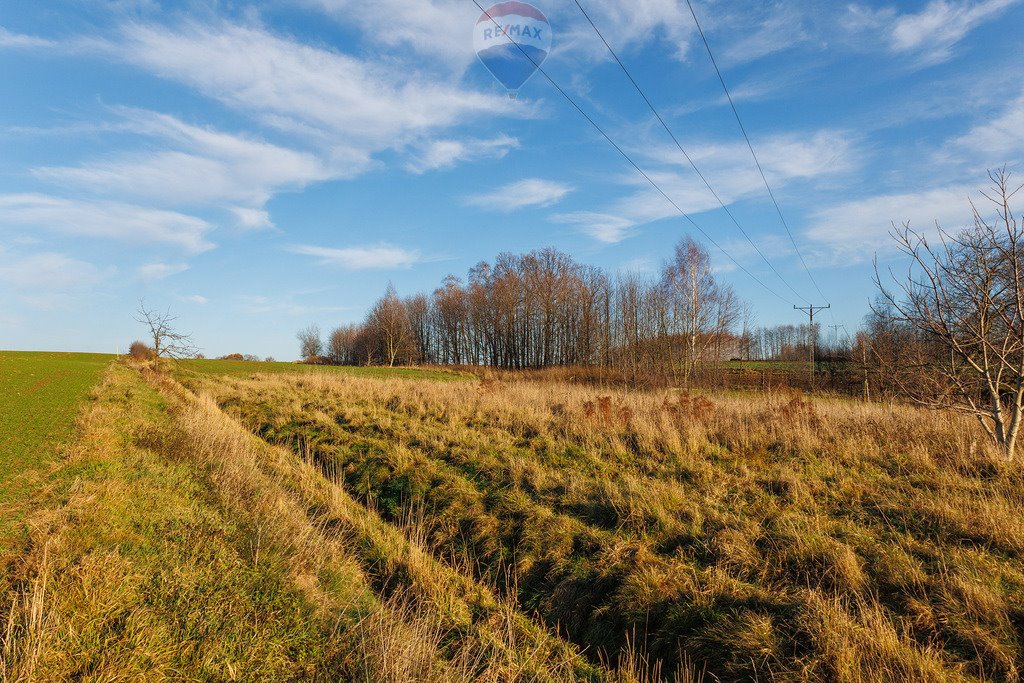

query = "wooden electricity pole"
[794,304,830,391]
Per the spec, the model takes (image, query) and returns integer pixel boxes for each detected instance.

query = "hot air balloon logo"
[473,2,551,98]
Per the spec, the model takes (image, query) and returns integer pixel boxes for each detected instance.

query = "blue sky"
[1,0,1022,360]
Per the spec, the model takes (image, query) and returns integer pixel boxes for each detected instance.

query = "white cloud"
[845,0,1020,65]
[34,108,334,209]
[566,129,859,243]
[304,0,480,69]
[945,93,1024,163]
[289,244,422,270]
[229,206,275,231]
[0,194,214,253]
[0,252,105,291]
[552,212,636,244]
[718,5,811,65]
[0,27,55,49]
[558,0,698,62]
[186,294,208,305]
[116,22,518,152]
[466,178,573,211]
[891,0,1017,61]
[138,262,189,281]
[644,130,859,190]
[806,184,978,262]
[406,135,519,174]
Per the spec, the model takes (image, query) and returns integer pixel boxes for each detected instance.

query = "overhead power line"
[470,0,797,307]
[683,0,831,307]
[572,0,810,306]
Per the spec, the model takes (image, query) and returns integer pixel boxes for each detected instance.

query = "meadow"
[3,356,1023,681]
[0,352,112,550]
[178,357,468,382]
[0,351,112,485]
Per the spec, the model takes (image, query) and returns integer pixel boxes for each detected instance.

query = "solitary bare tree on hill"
[134,300,197,360]
[875,169,1024,460]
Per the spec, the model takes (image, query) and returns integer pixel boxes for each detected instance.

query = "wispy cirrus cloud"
[406,135,519,174]
[560,129,859,244]
[0,26,56,49]
[288,244,422,270]
[302,0,480,69]
[115,21,518,151]
[0,194,214,253]
[33,107,335,214]
[805,184,978,263]
[466,178,574,211]
[943,92,1024,164]
[551,212,636,244]
[844,0,1020,66]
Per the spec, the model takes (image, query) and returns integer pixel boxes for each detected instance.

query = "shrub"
[128,340,155,360]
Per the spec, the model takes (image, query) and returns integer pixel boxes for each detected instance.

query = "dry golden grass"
[191,370,1024,682]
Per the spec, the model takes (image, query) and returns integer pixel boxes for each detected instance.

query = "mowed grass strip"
[0,351,111,500]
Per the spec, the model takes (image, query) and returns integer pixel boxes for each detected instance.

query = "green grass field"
[0,351,112,494]
[176,357,470,382]
[722,359,810,370]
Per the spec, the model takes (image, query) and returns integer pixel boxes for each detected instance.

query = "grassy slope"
[2,362,625,682]
[200,372,1024,683]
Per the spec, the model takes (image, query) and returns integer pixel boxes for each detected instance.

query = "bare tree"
[662,237,739,385]
[297,325,323,360]
[367,283,412,367]
[875,169,1024,460]
[134,300,197,359]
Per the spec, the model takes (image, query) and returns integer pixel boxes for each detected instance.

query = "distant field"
[722,359,810,370]
[177,358,470,382]
[0,351,111,496]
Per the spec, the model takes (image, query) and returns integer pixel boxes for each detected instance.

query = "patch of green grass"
[0,351,111,499]
[176,358,470,382]
[722,360,810,370]
[3,363,364,680]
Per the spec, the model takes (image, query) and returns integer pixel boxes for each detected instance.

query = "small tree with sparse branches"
[134,300,197,360]
[297,325,323,361]
[874,169,1024,461]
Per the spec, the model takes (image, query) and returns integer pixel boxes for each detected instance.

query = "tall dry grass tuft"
[0,543,49,682]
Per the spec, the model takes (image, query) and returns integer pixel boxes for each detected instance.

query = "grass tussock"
[190,370,1024,682]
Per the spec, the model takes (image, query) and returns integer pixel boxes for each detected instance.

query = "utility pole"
[794,304,830,391]
[827,324,842,353]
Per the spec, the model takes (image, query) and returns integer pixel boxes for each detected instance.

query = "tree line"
[299,237,755,384]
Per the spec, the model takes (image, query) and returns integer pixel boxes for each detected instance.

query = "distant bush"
[128,341,155,360]
[218,353,244,361]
